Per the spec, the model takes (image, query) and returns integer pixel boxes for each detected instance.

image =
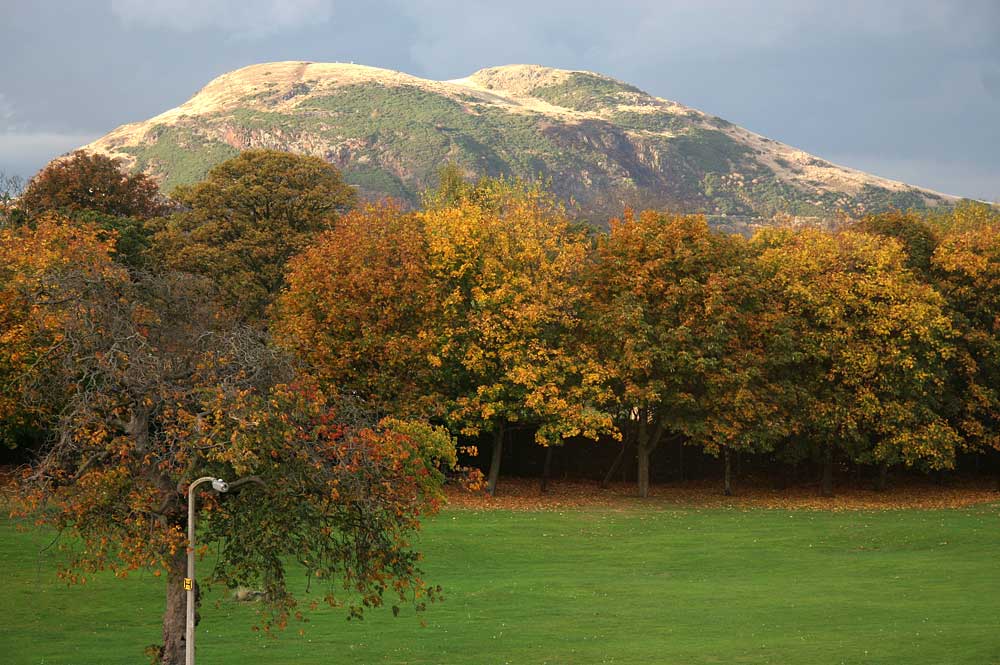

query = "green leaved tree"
[152,150,356,323]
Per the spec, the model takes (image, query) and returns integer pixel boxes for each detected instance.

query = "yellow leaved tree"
[420,178,613,494]
[754,228,961,495]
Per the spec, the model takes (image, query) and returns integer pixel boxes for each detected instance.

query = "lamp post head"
[211,478,229,492]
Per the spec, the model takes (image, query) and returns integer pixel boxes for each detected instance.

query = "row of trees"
[3,149,998,659]
[274,175,1000,499]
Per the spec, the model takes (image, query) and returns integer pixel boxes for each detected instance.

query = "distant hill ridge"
[81,61,956,223]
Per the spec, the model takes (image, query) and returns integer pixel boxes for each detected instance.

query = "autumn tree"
[688,239,787,496]
[420,178,613,495]
[754,228,960,495]
[13,153,167,270]
[0,215,120,447]
[587,211,773,497]
[3,156,168,445]
[855,204,1000,488]
[152,149,356,322]
[273,201,439,417]
[20,150,167,220]
[931,209,1000,473]
[7,218,453,664]
[930,199,1000,235]
[856,209,939,275]
[422,162,475,210]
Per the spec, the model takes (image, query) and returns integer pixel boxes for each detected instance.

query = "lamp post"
[182,474,265,665]
[185,476,228,665]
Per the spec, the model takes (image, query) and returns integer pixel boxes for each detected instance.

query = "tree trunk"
[994,450,1000,492]
[821,444,834,497]
[735,450,742,478]
[128,406,150,452]
[875,462,889,492]
[540,446,554,492]
[635,409,663,498]
[486,423,505,497]
[161,547,188,665]
[723,448,732,496]
[601,441,630,489]
[637,443,651,499]
[773,462,788,490]
[677,438,685,481]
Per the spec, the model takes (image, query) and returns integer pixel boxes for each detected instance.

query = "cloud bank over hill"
[1,1,997,200]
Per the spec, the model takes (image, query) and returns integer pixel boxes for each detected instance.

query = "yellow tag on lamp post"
[183,578,193,590]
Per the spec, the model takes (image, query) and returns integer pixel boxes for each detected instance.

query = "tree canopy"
[20,150,167,220]
[274,201,439,417]
[7,156,445,665]
[153,149,357,322]
[419,178,613,493]
[755,228,960,495]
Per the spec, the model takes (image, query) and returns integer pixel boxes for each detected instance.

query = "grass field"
[3,502,1000,664]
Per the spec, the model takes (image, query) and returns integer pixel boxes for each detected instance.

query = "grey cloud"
[110,0,335,36]
[983,68,1000,99]
[0,132,101,176]
[395,0,1000,75]
[0,95,15,130]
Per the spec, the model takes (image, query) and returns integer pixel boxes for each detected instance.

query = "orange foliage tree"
[20,150,167,220]
[279,179,612,496]
[6,218,453,664]
[0,215,121,446]
[273,201,439,417]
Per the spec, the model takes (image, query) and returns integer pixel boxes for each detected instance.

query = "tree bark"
[821,444,834,497]
[875,462,889,492]
[677,437,685,481]
[773,462,788,490]
[161,547,188,665]
[486,422,505,497]
[128,406,151,456]
[635,411,664,499]
[540,446,554,493]
[723,448,732,496]
[637,443,651,499]
[601,441,630,489]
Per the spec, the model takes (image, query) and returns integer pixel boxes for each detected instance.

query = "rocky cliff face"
[82,61,954,224]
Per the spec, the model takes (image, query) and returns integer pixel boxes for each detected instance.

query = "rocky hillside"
[81,61,954,224]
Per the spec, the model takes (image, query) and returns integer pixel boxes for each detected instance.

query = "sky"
[2,0,998,200]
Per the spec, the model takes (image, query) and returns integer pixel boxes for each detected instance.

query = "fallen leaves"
[445,476,1000,512]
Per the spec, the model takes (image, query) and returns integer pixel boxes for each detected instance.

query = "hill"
[81,61,955,224]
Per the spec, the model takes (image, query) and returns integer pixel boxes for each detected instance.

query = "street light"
[185,476,226,665]
[183,475,264,665]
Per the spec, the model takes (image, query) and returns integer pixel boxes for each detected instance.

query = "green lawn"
[3,506,999,664]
